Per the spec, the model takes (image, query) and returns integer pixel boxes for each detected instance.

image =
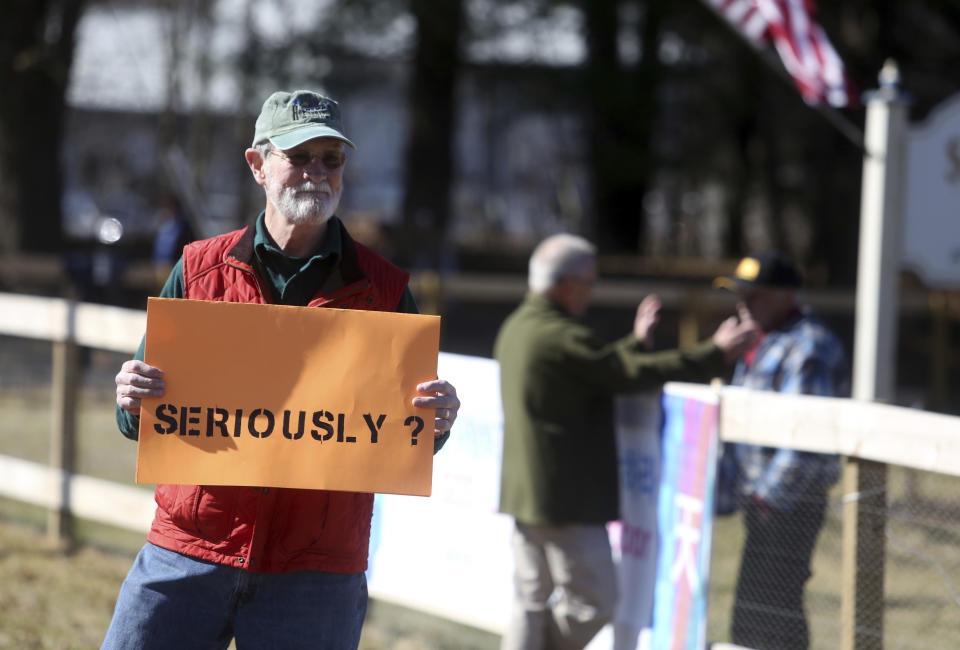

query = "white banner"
[366,353,513,633]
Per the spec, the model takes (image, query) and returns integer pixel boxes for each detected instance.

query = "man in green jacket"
[494,233,756,650]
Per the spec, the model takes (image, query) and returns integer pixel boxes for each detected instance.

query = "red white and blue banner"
[651,383,721,650]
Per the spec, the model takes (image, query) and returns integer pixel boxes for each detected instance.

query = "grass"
[0,509,133,649]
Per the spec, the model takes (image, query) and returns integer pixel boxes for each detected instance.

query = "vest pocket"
[275,490,332,559]
[303,492,372,555]
[155,484,236,542]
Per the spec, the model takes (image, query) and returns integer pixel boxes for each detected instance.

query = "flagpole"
[753,46,865,150]
[699,1,865,150]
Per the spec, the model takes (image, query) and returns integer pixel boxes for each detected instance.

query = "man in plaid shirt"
[715,251,848,650]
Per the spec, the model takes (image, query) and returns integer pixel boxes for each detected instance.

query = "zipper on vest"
[225,258,271,304]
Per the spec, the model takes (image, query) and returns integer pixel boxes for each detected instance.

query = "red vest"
[146,223,410,574]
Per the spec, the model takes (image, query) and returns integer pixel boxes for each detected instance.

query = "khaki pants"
[502,522,617,650]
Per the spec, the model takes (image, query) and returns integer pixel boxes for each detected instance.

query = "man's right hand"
[115,360,166,415]
[711,314,759,363]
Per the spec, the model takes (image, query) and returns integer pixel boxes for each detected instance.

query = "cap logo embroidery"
[736,257,760,281]
[291,96,332,122]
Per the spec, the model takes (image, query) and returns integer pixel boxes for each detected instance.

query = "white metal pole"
[853,60,909,403]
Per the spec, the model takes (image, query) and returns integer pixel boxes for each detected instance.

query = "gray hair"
[528,233,597,293]
[254,141,273,157]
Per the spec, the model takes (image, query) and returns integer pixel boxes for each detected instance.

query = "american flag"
[703,0,857,107]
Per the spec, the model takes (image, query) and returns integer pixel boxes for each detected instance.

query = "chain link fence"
[709,463,960,649]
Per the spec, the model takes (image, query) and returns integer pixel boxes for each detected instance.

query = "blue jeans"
[102,543,368,650]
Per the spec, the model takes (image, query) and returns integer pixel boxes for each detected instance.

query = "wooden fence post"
[48,300,79,545]
[841,457,887,650]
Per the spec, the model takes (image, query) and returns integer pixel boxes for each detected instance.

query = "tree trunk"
[582,0,666,253]
[400,0,463,270]
[0,0,85,255]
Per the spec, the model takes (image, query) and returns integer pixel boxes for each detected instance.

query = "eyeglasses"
[269,149,346,170]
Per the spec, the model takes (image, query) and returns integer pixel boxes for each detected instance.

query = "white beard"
[266,178,342,226]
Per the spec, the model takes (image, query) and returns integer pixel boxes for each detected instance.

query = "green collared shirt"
[253,212,340,305]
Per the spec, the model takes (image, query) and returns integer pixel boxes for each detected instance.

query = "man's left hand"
[633,294,661,349]
[412,379,461,438]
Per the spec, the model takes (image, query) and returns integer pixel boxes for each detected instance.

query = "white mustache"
[294,181,333,195]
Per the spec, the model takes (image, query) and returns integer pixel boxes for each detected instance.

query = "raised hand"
[712,313,759,363]
[633,294,662,349]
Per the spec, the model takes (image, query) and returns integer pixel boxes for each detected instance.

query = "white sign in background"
[609,394,662,650]
[366,353,661,649]
[903,92,960,288]
[366,352,514,633]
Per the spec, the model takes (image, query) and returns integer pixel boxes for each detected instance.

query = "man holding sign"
[103,90,460,650]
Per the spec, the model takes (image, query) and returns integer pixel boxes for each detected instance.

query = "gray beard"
[268,180,341,225]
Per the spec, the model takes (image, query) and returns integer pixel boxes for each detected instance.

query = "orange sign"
[136,298,441,496]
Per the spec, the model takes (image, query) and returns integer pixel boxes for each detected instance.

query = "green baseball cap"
[252,90,356,150]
